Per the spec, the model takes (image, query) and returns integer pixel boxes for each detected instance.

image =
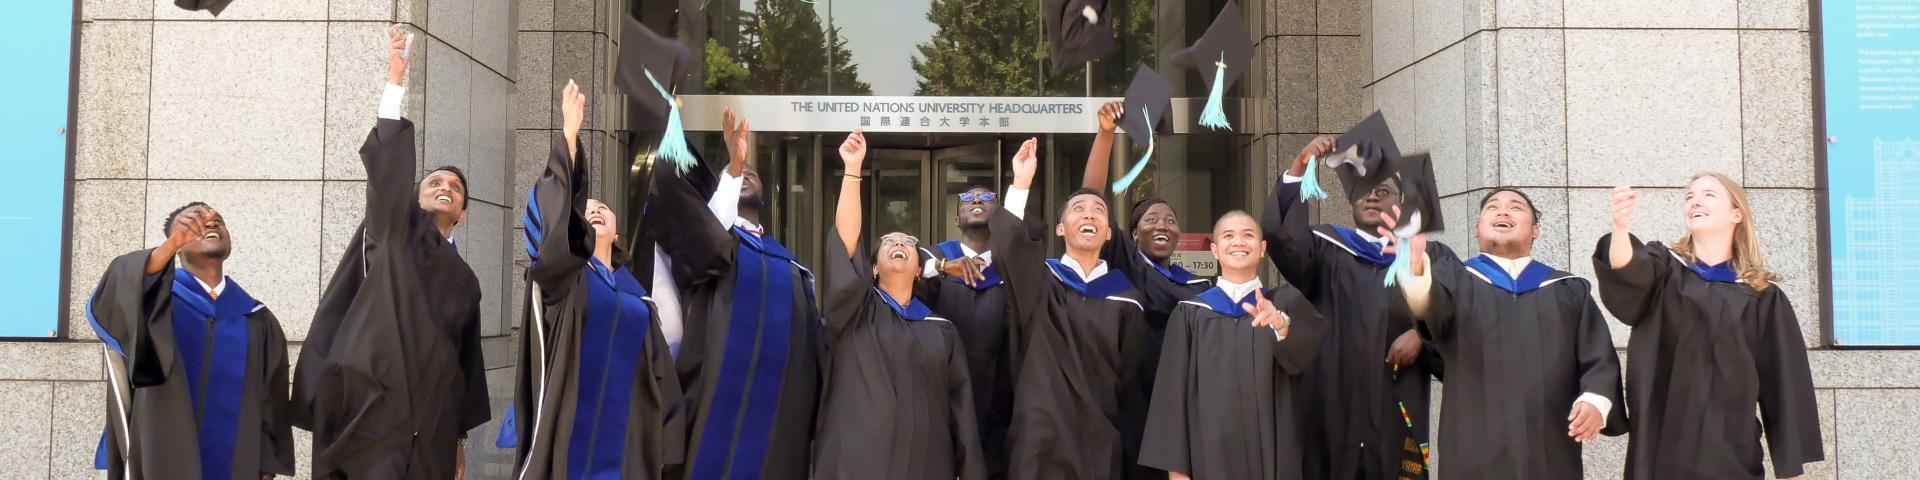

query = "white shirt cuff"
[708,171,745,226]
[377,83,407,120]
[922,256,941,279]
[1575,393,1613,428]
[1400,252,1434,317]
[1281,173,1305,184]
[1004,187,1031,220]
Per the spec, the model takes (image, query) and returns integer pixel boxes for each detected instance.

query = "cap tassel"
[1299,155,1329,201]
[1383,244,1412,287]
[644,68,696,174]
[1198,53,1231,130]
[1112,105,1155,193]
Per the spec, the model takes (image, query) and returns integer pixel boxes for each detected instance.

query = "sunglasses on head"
[881,234,920,247]
[959,192,997,203]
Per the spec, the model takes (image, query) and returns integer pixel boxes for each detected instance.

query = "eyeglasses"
[881,234,920,247]
[959,192,997,203]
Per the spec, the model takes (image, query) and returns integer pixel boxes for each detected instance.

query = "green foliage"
[707,0,872,95]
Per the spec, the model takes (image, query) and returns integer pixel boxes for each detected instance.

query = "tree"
[911,0,1154,96]
[705,37,754,93]
[706,0,872,95]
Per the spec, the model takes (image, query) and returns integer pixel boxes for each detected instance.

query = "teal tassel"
[644,68,696,174]
[1112,105,1155,193]
[1198,52,1231,130]
[1299,155,1329,202]
[1383,246,1412,287]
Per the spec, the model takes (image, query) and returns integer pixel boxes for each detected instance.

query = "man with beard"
[88,202,295,479]
[914,183,1015,480]
[293,25,490,479]
[648,107,823,480]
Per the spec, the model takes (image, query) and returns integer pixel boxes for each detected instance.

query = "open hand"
[163,208,211,254]
[1097,101,1124,133]
[723,107,752,174]
[940,257,988,288]
[1568,401,1604,443]
[1011,137,1039,189]
[838,129,867,173]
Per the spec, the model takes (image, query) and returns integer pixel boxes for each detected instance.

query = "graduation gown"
[86,252,294,480]
[649,164,822,480]
[1261,178,1450,480]
[292,118,491,479]
[988,208,1155,480]
[1100,214,1213,335]
[496,137,684,479]
[1592,235,1823,479]
[1398,254,1627,478]
[916,240,1014,479]
[1139,285,1328,480]
[815,231,987,480]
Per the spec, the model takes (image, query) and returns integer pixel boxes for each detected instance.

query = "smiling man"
[1388,188,1627,478]
[914,182,1017,480]
[990,138,1154,480]
[88,203,294,480]
[294,25,489,480]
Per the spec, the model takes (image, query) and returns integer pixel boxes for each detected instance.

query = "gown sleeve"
[1590,233,1669,326]
[522,136,594,301]
[1404,254,1461,342]
[1260,177,1324,293]
[646,162,737,288]
[86,249,177,388]
[255,309,296,476]
[987,207,1051,338]
[1566,280,1628,436]
[1271,288,1329,375]
[821,228,874,332]
[1137,310,1194,475]
[1754,289,1823,477]
[458,307,491,433]
[947,327,989,480]
[358,118,423,244]
[647,300,688,467]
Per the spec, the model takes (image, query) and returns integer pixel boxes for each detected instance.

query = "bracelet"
[844,174,863,181]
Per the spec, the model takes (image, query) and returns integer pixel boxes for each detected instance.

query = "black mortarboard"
[1045,0,1118,73]
[1324,111,1401,205]
[175,0,237,16]
[1118,66,1173,147]
[1389,153,1445,235]
[1171,0,1252,106]
[618,16,696,120]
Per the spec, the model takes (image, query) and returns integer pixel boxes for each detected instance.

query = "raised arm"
[1261,136,1336,291]
[361,25,422,241]
[707,107,753,225]
[523,81,593,299]
[987,139,1049,333]
[834,130,867,259]
[1081,102,1123,192]
[822,131,872,332]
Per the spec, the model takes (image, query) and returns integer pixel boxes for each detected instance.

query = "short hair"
[1479,187,1540,225]
[1127,196,1171,230]
[1057,187,1107,221]
[425,165,471,210]
[162,201,211,236]
[1212,210,1258,234]
[964,184,993,193]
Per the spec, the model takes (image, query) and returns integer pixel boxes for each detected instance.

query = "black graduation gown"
[915,240,1014,480]
[86,252,294,480]
[1396,254,1627,478]
[815,231,987,480]
[1100,213,1214,335]
[988,208,1155,480]
[1260,178,1450,480]
[1139,285,1328,480]
[292,118,491,479]
[497,137,684,479]
[649,164,822,480]
[1591,235,1823,479]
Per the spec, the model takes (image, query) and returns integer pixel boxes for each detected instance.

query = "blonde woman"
[1594,173,1822,479]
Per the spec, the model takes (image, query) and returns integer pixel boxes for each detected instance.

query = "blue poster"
[0,2,74,338]
[1824,0,1920,345]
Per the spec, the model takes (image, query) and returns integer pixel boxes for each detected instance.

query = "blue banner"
[0,1,75,338]
[1823,0,1920,345]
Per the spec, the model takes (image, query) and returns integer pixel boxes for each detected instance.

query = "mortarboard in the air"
[1307,111,1402,204]
[1045,0,1119,73]
[1111,66,1172,193]
[1171,0,1251,130]
[618,16,700,174]
[1377,152,1445,287]
[175,0,237,16]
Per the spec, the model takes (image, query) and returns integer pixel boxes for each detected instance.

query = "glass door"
[851,148,931,248]
[930,141,1003,243]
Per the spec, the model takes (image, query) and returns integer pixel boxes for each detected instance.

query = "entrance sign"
[678,95,1245,134]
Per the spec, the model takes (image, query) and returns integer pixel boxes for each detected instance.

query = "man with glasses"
[915,184,1015,480]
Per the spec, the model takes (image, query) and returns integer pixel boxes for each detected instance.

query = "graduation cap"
[618,16,700,174]
[175,0,237,16]
[1171,0,1251,130]
[1045,0,1119,73]
[1299,111,1400,202]
[1112,66,1172,193]
[1376,152,1444,287]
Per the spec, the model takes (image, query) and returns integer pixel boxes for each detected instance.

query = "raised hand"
[1011,137,1039,189]
[1610,186,1638,233]
[1244,295,1291,337]
[1291,135,1336,176]
[386,24,412,86]
[560,80,586,162]
[722,107,752,176]
[838,129,867,173]
[164,208,211,253]
[1096,101,1124,133]
[1376,205,1428,276]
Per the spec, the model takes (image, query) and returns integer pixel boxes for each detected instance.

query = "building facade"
[1,0,1902,478]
